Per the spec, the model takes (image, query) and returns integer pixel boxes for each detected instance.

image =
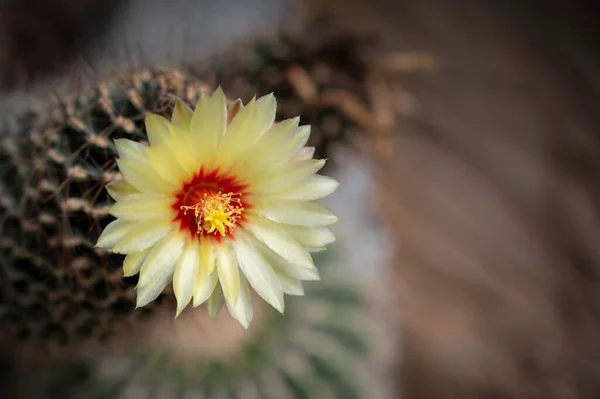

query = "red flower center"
[172,168,249,240]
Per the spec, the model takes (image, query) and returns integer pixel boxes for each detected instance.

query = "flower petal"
[110,193,173,221]
[123,250,148,277]
[116,158,174,194]
[287,125,311,160]
[137,231,184,288]
[114,139,174,194]
[206,284,224,317]
[168,130,202,174]
[260,244,321,281]
[233,231,284,313]
[171,100,193,130]
[268,175,339,201]
[276,272,305,296]
[227,99,243,125]
[256,201,338,227]
[246,217,314,269]
[105,179,138,200]
[114,138,146,160]
[199,237,216,276]
[112,219,173,254]
[136,270,172,308]
[252,159,326,194]
[218,97,258,166]
[250,123,311,172]
[239,118,299,176]
[294,146,315,161]
[96,219,132,248]
[255,93,277,135]
[216,242,241,307]
[145,114,172,147]
[173,241,200,317]
[146,145,188,183]
[190,88,227,163]
[193,270,219,307]
[283,225,336,249]
[225,275,254,329]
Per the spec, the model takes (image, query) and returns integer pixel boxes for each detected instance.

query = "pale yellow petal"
[147,107,197,175]
[238,118,299,176]
[287,125,311,160]
[136,270,172,308]
[168,129,202,174]
[294,146,315,161]
[114,138,146,160]
[110,193,173,221]
[206,284,224,317]
[193,270,218,307]
[246,217,314,269]
[105,179,138,200]
[112,219,174,254]
[255,201,338,227]
[116,158,174,194]
[232,231,284,313]
[123,250,148,277]
[199,238,216,276]
[171,100,193,130]
[190,88,227,162]
[145,114,172,147]
[267,175,339,201]
[137,231,184,288]
[95,219,132,248]
[225,275,253,329]
[277,272,305,296]
[283,225,336,249]
[251,159,325,194]
[249,124,311,174]
[146,145,188,183]
[257,118,299,151]
[255,93,277,135]
[114,139,173,193]
[227,99,244,125]
[260,245,321,281]
[217,97,258,167]
[216,242,240,306]
[173,241,200,317]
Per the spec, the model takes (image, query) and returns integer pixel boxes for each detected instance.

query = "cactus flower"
[96,89,338,328]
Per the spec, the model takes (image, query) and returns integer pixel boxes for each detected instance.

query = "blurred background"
[1,0,600,398]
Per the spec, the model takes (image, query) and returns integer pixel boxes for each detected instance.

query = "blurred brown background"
[318,0,600,397]
[1,0,600,397]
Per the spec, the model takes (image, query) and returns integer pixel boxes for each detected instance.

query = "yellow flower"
[96,89,338,328]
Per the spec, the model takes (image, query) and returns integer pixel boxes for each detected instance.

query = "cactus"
[0,24,389,398]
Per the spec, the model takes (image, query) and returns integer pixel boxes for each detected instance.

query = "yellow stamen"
[181,192,243,236]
